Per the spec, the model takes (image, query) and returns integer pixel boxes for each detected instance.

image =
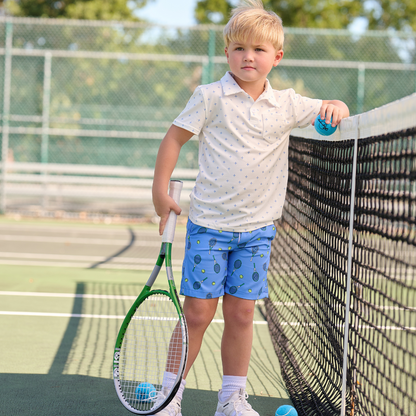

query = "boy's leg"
[183,296,219,378]
[221,294,255,377]
[215,294,259,416]
[155,296,218,416]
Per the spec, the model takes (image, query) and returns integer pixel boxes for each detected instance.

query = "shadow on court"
[0,374,289,416]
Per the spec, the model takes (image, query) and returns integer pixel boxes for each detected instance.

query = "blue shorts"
[180,220,276,300]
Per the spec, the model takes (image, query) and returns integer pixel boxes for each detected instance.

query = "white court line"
[0,291,138,299]
[0,259,157,269]
[0,291,178,300]
[0,291,267,324]
[0,293,413,329]
[0,224,173,236]
[277,321,416,330]
[0,234,161,246]
[0,311,413,329]
[1,292,414,311]
[0,252,182,266]
[0,291,229,307]
[0,311,125,319]
[0,259,182,270]
[0,310,267,324]
[0,252,143,262]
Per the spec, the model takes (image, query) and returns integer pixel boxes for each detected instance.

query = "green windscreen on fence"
[1,18,416,168]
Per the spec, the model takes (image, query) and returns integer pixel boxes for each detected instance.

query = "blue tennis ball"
[315,114,337,136]
[275,405,298,416]
[135,382,156,402]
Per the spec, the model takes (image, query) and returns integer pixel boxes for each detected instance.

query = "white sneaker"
[214,389,259,416]
[152,389,182,416]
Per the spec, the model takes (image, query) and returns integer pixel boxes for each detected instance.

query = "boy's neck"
[230,73,267,101]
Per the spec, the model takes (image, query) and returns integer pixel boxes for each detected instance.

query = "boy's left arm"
[315,100,350,127]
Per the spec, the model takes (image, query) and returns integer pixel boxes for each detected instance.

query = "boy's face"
[225,40,283,89]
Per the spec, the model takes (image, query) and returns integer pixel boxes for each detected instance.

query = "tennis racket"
[113,180,188,415]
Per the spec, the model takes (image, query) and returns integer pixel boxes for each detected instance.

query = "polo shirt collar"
[220,71,280,107]
[221,72,244,95]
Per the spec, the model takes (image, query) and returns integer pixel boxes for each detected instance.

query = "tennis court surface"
[0,217,292,416]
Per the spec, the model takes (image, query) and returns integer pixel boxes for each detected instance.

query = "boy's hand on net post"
[153,191,182,235]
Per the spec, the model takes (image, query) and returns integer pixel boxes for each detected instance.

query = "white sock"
[219,375,247,402]
[162,371,177,390]
[162,371,186,401]
[176,378,186,401]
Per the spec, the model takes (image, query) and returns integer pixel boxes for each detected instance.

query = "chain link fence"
[0,17,415,218]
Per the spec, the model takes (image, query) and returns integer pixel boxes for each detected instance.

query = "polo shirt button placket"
[250,108,260,127]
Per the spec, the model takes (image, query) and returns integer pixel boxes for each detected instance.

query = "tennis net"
[261,94,416,416]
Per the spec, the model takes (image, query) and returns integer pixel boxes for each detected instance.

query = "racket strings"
[117,293,186,412]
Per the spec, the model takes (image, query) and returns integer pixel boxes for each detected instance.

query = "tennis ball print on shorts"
[181,220,276,300]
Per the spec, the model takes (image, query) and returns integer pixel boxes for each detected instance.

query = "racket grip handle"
[162,180,183,243]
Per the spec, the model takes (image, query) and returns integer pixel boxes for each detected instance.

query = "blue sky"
[135,0,199,26]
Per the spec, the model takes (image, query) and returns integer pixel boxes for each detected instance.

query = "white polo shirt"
[173,71,322,232]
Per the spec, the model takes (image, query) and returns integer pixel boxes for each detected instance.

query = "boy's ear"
[273,50,284,67]
[224,47,229,62]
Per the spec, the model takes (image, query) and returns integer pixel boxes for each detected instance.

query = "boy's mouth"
[242,66,255,70]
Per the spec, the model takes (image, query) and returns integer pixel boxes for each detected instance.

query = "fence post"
[207,28,215,83]
[357,64,365,114]
[41,51,52,208]
[202,28,216,85]
[0,19,13,215]
[42,52,52,165]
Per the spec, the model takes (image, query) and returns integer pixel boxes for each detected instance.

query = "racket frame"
[113,180,188,415]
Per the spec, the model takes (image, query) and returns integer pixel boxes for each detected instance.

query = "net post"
[340,118,360,416]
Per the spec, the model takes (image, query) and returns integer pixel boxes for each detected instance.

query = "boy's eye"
[255,48,264,52]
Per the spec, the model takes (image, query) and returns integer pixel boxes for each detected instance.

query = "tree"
[195,0,416,31]
[195,0,362,28]
[364,0,416,31]
[195,0,233,24]
[4,0,151,20]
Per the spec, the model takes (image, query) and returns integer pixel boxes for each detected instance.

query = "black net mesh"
[261,129,416,416]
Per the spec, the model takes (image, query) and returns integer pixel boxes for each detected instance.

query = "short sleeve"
[172,86,206,135]
[292,92,322,129]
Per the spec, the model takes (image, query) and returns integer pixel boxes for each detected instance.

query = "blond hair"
[223,0,284,51]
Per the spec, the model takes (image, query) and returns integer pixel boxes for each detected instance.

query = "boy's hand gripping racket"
[113,180,188,414]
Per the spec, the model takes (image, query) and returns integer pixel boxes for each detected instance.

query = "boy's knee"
[184,298,217,329]
[228,309,254,328]
[223,297,255,327]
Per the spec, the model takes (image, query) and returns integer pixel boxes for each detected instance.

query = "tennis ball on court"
[275,405,298,416]
[135,382,156,402]
[315,114,337,136]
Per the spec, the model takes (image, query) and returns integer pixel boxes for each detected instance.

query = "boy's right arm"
[152,124,195,235]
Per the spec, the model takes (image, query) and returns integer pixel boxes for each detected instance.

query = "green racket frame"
[113,180,188,415]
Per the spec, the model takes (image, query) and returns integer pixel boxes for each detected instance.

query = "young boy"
[152,1,350,415]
